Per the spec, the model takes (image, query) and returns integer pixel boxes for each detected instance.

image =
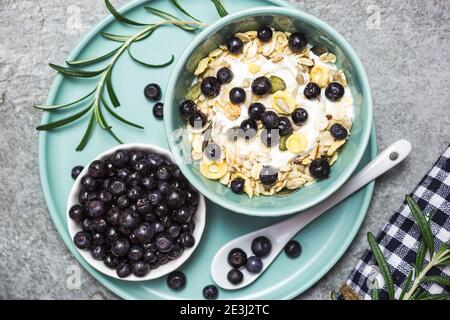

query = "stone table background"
[0,0,449,299]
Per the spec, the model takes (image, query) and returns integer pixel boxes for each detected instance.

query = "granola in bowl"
[179,27,354,197]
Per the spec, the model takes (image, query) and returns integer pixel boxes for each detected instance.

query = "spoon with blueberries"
[211,140,412,290]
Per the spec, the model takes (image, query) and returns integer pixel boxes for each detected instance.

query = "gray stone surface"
[0,0,449,300]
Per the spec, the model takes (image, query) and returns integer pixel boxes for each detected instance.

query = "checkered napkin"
[340,145,450,300]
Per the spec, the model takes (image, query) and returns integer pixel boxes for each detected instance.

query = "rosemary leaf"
[106,71,120,108]
[66,46,120,67]
[398,270,413,300]
[34,89,95,110]
[105,0,148,26]
[96,101,123,144]
[144,6,199,31]
[371,279,380,300]
[170,0,201,22]
[76,110,96,151]
[127,45,175,68]
[49,63,105,78]
[210,0,228,17]
[406,195,435,258]
[421,275,450,286]
[36,105,91,131]
[418,293,450,300]
[367,232,395,300]
[101,96,143,129]
[415,239,426,274]
[101,29,154,42]
[437,259,450,266]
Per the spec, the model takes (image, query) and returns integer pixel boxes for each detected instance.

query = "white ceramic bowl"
[66,143,206,281]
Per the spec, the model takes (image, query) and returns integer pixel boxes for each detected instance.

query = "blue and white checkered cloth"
[342,145,450,300]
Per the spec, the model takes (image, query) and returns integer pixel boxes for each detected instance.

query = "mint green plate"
[39,0,377,299]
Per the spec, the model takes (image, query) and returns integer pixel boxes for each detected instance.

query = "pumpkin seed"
[270,75,286,93]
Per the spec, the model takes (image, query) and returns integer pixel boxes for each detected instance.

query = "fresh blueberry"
[128,245,144,262]
[155,233,173,252]
[111,238,130,257]
[106,207,120,226]
[89,160,106,178]
[90,245,106,261]
[330,123,348,140]
[143,250,157,263]
[248,103,266,120]
[81,218,94,233]
[325,82,345,101]
[152,222,165,235]
[277,117,293,136]
[203,285,219,300]
[141,176,157,191]
[260,129,279,147]
[92,218,108,233]
[288,32,307,52]
[166,189,186,209]
[188,111,207,128]
[217,67,234,84]
[259,166,278,186]
[227,269,244,285]
[227,36,243,54]
[109,179,126,196]
[133,223,154,244]
[230,178,245,195]
[144,83,161,101]
[71,165,84,180]
[155,203,169,218]
[127,186,143,201]
[69,204,85,222]
[104,254,120,269]
[168,224,182,239]
[229,87,246,104]
[251,76,272,96]
[92,233,104,245]
[135,197,152,214]
[172,207,192,224]
[148,190,162,206]
[153,102,164,119]
[73,231,91,249]
[156,251,169,265]
[185,190,199,206]
[147,153,164,170]
[104,227,119,243]
[261,111,279,129]
[180,100,197,119]
[227,248,247,268]
[132,261,149,277]
[204,143,222,161]
[116,168,130,181]
[81,175,97,191]
[179,232,195,248]
[257,26,273,42]
[116,194,130,209]
[167,271,186,290]
[309,157,331,179]
[116,262,132,278]
[118,209,141,230]
[111,150,130,168]
[168,245,184,260]
[285,240,302,258]
[98,190,113,204]
[251,236,272,258]
[156,166,171,181]
[86,200,105,218]
[291,108,308,125]
[304,82,321,100]
[201,76,221,98]
[246,256,263,273]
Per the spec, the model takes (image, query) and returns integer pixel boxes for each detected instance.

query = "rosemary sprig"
[36,0,226,151]
[367,195,450,300]
[210,0,228,17]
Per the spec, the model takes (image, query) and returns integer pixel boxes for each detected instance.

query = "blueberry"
[86,200,105,218]
[227,248,247,268]
[229,87,246,104]
[90,245,106,261]
[181,221,195,234]
[116,195,130,209]
[203,285,219,299]
[143,250,157,263]
[105,227,119,243]
[81,175,97,191]
[156,166,171,181]
[111,238,130,257]
[248,103,266,120]
[127,186,143,201]
[230,178,245,194]
[188,111,207,128]
[201,76,221,98]
[285,240,302,258]
[227,269,244,285]
[217,67,234,84]
[81,218,94,233]
[168,245,184,260]
[251,76,272,96]
[92,233,104,245]
[261,111,279,129]
[71,165,84,180]
[227,36,243,54]
[73,231,91,249]
[277,117,293,136]
[309,157,330,179]
[167,271,186,290]
[116,168,131,181]
[88,160,106,178]
[166,189,186,209]
[180,100,197,119]
[134,159,151,176]
[126,172,141,187]
[168,224,182,239]
[116,262,132,278]
[156,251,169,265]
[141,176,157,191]
[185,190,199,206]
[144,83,161,101]
[154,204,169,218]
[92,218,108,233]
[148,190,162,206]
[147,153,164,170]
[152,222,165,235]
[240,119,258,138]
[128,245,144,261]
[259,166,278,186]
[155,233,173,252]
[98,190,113,204]
[106,207,120,226]
[288,32,307,52]
[111,150,130,168]
[78,190,90,205]
[304,82,321,100]
[132,261,149,277]
[330,123,348,140]
[179,232,195,248]
[133,223,154,244]
[246,256,263,273]
[69,204,85,222]
[291,108,308,125]
[118,209,141,230]
[204,143,222,161]
[260,129,279,147]
[109,179,126,196]
[257,26,273,42]
[153,102,164,119]
[104,254,120,269]
[325,82,345,101]
[135,197,152,215]
[173,207,192,224]
[251,236,272,258]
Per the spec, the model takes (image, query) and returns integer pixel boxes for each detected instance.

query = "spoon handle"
[258,140,412,245]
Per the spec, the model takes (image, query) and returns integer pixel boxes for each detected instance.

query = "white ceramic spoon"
[211,139,412,290]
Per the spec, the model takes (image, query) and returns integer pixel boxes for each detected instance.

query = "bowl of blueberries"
[67,143,206,281]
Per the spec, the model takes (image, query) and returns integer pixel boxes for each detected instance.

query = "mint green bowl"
[164,7,372,216]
